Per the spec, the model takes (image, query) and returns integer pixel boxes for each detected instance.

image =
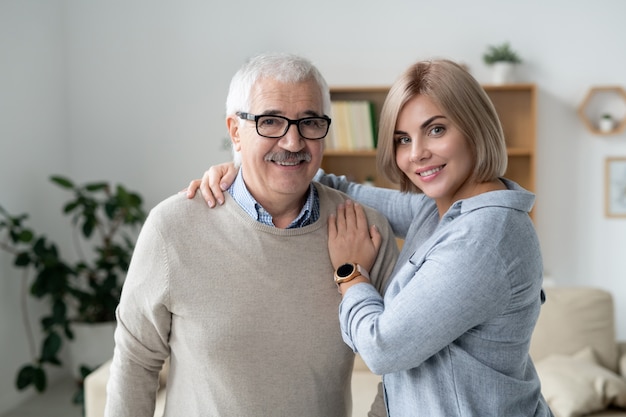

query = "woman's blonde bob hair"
[377,59,508,193]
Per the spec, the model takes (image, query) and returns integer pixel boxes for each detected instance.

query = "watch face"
[337,263,355,278]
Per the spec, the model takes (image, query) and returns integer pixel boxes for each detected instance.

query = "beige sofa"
[85,287,626,417]
[529,287,626,417]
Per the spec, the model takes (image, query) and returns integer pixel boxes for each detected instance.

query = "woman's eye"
[395,136,411,145]
[429,126,445,135]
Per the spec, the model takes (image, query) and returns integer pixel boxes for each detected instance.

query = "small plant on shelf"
[599,113,615,133]
[483,42,522,65]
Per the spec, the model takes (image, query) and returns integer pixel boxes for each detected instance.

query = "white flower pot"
[492,62,515,85]
[599,117,615,133]
[68,321,116,379]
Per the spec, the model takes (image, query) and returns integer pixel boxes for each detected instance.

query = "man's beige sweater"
[105,183,398,417]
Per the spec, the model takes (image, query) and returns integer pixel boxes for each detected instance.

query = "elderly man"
[105,52,398,417]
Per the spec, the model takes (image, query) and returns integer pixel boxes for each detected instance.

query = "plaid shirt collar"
[228,169,319,228]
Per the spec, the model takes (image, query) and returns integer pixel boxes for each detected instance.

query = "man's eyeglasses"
[236,112,331,140]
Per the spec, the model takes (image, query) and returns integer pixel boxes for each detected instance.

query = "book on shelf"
[326,100,376,151]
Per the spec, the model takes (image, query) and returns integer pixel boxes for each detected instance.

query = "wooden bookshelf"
[322,84,537,198]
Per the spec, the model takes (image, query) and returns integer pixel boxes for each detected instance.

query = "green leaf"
[16,365,36,390]
[104,200,117,220]
[52,299,67,322]
[17,229,34,243]
[33,367,47,392]
[16,365,46,392]
[79,365,93,378]
[82,218,95,238]
[41,317,55,330]
[62,201,79,214]
[85,182,108,192]
[15,252,31,266]
[72,387,84,405]
[46,356,62,366]
[129,192,143,206]
[41,331,62,362]
[64,323,74,340]
[50,176,74,189]
[32,237,51,257]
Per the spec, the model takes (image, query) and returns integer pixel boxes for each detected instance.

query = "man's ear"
[226,115,242,152]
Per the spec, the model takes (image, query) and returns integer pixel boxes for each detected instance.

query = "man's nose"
[278,124,305,151]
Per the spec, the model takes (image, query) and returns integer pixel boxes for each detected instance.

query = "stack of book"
[326,100,376,150]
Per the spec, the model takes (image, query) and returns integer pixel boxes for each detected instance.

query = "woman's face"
[394,94,476,214]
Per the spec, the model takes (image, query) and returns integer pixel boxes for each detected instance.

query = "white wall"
[2,0,626,412]
[0,0,72,411]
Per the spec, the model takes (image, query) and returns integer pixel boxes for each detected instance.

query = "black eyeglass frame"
[236,111,332,140]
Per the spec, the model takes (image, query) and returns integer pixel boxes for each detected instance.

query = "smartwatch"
[334,263,370,286]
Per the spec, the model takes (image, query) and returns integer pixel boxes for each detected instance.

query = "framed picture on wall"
[605,157,626,218]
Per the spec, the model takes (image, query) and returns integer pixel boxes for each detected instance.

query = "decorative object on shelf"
[483,42,522,85]
[599,114,616,133]
[578,86,626,135]
[605,157,626,218]
[0,176,146,395]
[362,176,375,187]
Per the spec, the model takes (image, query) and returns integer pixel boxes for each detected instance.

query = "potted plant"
[483,42,522,84]
[0,176,146,395]
[599,113,615,133]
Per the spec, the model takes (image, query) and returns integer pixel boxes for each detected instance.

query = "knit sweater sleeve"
[105,209,172,417]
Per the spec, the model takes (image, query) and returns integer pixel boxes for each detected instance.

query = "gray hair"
[226,53,331,116]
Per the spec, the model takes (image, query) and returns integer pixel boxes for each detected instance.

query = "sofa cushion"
[531,287,619,372]
[536,347,626,417]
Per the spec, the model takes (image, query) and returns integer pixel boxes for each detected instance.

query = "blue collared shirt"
[228,169,319,228]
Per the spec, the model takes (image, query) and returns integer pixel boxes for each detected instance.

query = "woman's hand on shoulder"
[183,162,238,207]
[327,199,381,272]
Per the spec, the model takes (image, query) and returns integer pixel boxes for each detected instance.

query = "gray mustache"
[265,151,312,163]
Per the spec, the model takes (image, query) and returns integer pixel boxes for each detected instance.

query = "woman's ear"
[226,115,242,152]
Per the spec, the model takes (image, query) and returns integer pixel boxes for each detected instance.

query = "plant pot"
[68,321,116,380]
[491,62,515,85]
[599,117,615,133]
